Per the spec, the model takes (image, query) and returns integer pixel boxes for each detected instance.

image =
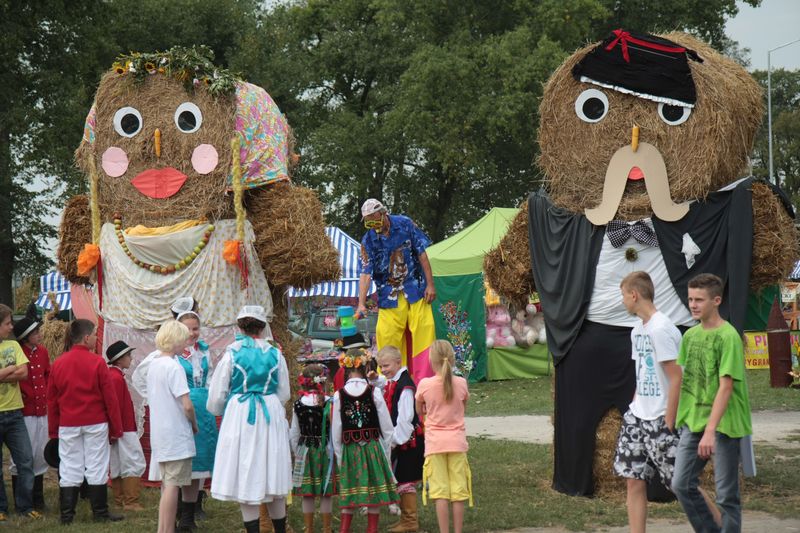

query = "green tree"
[751,69,800,203]
[0,0,261,305]
[235,0,758,242]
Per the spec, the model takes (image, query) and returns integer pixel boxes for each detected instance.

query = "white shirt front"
[131,349,159,402]
[629,311,683,420]
[587,222,695,328]
[146,354,195,462]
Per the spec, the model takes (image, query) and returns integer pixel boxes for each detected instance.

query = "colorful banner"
[742,330,800,369]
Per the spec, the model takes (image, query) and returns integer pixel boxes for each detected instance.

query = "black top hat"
[342,333,368,349]
[106,340,134,363]
[572,29,702,108]
[44,438,60,468]
[13,318,39,343]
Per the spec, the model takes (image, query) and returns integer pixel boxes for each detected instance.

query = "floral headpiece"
[338,348,371,369]
[111,45,239,97]
[298,366,329,395]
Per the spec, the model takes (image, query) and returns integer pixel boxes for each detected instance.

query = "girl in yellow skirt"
[415,340,472,533]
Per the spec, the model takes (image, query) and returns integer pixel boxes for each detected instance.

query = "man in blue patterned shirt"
[357,199,436,381]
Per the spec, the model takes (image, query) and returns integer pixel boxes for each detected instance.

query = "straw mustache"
[585,142,690,226]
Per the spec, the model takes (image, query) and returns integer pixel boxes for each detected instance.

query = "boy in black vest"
[375,345,424,532]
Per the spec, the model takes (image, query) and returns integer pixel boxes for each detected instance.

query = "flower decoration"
[439,300,476,379]
[111,45,239,97]
[338,348,371,369]
[625,247,638,262]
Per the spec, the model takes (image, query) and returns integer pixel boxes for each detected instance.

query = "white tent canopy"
[288,227,376,298]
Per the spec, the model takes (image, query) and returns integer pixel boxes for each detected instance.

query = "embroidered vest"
[340,385,382,444]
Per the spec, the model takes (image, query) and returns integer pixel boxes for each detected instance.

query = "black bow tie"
[606,220,659,248]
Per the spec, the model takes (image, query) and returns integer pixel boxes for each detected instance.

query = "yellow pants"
[422,453,473,505]
[376,294,436,381]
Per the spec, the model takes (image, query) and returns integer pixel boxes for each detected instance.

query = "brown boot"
[259,504,273,533]
[321,513,332,533]
[122,477,145,511]
[303,512,314,533]
[388,493,419,532]
[111,478,124,508]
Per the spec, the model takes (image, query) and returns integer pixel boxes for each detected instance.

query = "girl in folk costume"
[289,364,335,533]
[10,318,50,513]
[332,348,398,533]
[415,340,472,533]
[105,341,146,512]
[175,310,219,528]
[376,345,425,533]
[207,306,291,533]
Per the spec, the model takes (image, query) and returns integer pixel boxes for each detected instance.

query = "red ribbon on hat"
[605,29,687,63]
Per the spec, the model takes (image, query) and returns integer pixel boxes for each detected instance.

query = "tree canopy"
[1,0,762,304]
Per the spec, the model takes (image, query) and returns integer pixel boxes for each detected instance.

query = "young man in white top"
[147,320,198,533]
[613,271,683,533]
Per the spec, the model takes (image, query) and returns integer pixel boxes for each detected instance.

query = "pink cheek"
[191,144,219,175]
[101,147,129,177]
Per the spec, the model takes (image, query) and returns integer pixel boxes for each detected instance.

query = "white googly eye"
[113,107,143,137]
[657,103,691,126]
[174,102,203,133]
[574,89,609,123]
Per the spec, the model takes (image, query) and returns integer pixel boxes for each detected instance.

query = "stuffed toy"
[511,309,536,347]
[57,46,340,367]
[485,304,514,348]
[484,30,798,496]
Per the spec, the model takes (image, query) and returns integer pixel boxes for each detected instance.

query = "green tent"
[427,208,550,382]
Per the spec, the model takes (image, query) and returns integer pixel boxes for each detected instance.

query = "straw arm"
[483,204,536,306]
[749,182,799,290]
[246,182,341,289]
[56,194,93,285]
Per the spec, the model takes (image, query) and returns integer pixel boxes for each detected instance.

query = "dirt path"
[467,411,800,532]
[505,511,800,532]
[466,410,800,448]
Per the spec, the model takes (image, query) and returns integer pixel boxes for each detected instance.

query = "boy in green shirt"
[671,274,751,533]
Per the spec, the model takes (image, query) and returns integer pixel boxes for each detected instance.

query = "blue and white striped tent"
[791,260,800,280]
[35,271,72,310]
[288,227,376,298]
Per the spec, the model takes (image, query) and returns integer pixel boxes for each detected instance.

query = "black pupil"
[582,98,605,120]
[120,114,140,134]
[662,105,684,122]
[178,111,197,131]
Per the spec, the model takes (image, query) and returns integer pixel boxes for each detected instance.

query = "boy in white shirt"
[147,320,198,533]
[613,271,682,533]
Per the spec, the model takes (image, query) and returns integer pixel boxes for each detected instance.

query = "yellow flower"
[145,62,156,73]
[113,62,125,74]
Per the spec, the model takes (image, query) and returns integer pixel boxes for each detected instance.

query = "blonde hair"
[429,340,456,402]
[377,345,402,364]
[155,320,190,353]
[620,271,655,301]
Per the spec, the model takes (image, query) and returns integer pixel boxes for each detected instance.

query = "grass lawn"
[7,437,799,532]
[468,369,799,417]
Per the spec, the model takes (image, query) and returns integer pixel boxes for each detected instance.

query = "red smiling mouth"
[627,166,644,181]
[131,168,188,199]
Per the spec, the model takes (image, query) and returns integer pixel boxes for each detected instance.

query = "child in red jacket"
[10,317,50,513]
[106,341,146,512]
[48,319,124,525]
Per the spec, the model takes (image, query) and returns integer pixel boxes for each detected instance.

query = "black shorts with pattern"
[613,409,678,485]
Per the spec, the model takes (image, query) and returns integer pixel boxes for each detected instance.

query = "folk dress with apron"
[177,341,218,479]
[207,335,291,504]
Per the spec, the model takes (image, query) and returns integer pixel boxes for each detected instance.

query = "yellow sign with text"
[742,331,800,369]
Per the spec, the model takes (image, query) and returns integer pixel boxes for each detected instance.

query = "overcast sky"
[726,0,800,70]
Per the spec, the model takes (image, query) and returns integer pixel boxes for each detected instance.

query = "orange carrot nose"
[631,124,639,152]
[154,128,161,158]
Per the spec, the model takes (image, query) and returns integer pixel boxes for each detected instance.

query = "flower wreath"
[338,348,371,369]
